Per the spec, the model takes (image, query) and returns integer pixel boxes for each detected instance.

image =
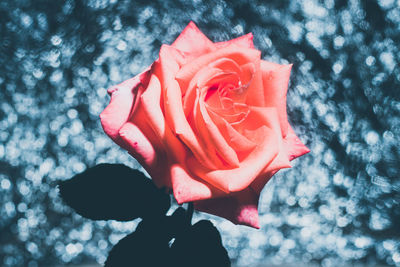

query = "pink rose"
[100,22,309,228]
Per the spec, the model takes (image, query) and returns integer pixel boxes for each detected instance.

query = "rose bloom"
[100,22,309,228]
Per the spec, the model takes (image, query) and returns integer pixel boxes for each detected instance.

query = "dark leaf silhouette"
[169,207,191,237]
[105,219,172,267]
[58,163,170,221]
[171,220,231,267]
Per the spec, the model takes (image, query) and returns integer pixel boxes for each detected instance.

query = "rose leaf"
[58,163,170,221]
[170,220,231,267]
[169,207,191,237]
[105,219,171,267]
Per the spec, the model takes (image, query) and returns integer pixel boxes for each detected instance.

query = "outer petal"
[215,33,255,49]
[251,124,309,194]
[171,164,225,204]
[159,45,182,88]
[261,60,292,137]
[118,122,170,188]
[139,73,165,138]
[284,124,310,161]
[194,188,260,228]
[250,171,276,196]
[250,150,290,195]
[172,21,215,56]
[100,67,151,148]
[248,106,291,176]
[139,70,187,164]
[119,122,157,168]
[260,138,291,174]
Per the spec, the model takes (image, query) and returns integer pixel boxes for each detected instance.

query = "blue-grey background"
[1,0,399,266]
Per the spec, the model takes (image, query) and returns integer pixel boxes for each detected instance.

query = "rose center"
[203,70,252,125]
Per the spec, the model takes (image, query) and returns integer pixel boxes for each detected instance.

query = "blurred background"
[1,0,399,266]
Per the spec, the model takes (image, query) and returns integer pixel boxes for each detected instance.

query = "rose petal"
[188,125,279,193]
[183,67,223,117]
[139,72,187,164]
[140,73,165,138]
[119,122,157,167]
[198,106,281,192]
[244,106,291,176]
[176,44,261,94]
[190,92,228,169]
[191,105,284,192]
[172,21,215,56]
[194,188,260,228]
[250,171,276,196]
[250,142,291,195]
[158,45,219,169]
[207,100,249,125]
[100,67,151,148]
[164,78,218,170]
[207,112,256,158]
[284,124,310,161]
[244,58,264,107]
[261,60,292,137]
[262,141,291,173]
[118,122,170,188]
[183,60,242,117]
[239,62,256,90]
[215,33,255,49]
[241,104,290,187]
[171,164,225,204]
[159,45,181,87]
[196,89,240,168]
[251,124,310,194]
